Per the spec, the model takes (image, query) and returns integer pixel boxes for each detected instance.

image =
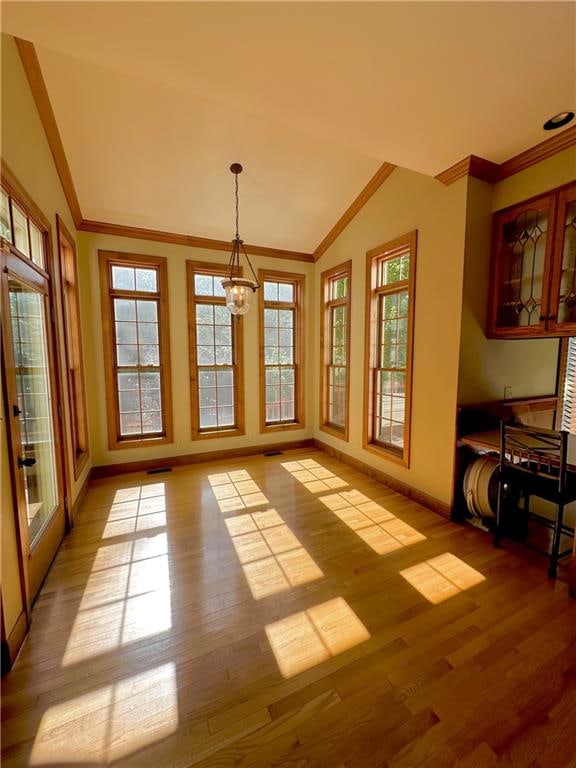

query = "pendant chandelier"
[221,163,259,315]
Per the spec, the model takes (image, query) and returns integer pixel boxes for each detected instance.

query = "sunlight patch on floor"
[208,470,269,512]
[319,489,426,554]
[63,530,172,665]
[102,482,167,537]
[29,662,178,764]
[281,459,348,492]
[265,597,370,678]
[400,553,486,604]
[225,509,323,599]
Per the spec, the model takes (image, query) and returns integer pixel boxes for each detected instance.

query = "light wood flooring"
[2,448,576,767]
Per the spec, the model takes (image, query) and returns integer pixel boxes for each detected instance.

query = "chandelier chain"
[235,172,240,240]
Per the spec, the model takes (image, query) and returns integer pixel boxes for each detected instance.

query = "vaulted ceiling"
[3,2,575,253]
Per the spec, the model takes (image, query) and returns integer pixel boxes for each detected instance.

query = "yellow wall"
[492,146,576,212]
[79,232,316,466]
[1,34,90,639]
[312,168,468,506]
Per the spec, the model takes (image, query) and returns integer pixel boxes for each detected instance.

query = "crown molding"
[436,126,576,186]
[313,162,396,261]
[495,125,576,181]
[15,37,83,229]
[79,219,314,262]
[435,155,499,186]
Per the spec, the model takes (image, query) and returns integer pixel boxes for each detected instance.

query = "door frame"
[1,162,69,612]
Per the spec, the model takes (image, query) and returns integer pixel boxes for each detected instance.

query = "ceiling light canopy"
[543,111,575,131]
[222,163,259,316]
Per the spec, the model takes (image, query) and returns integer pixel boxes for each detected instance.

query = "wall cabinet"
[488,182,576,338]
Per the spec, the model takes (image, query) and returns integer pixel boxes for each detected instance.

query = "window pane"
[264,282,279,301]
[200,387,217,407]
[29,222,44,268]
[138,322,159,344]
[116,321,137,344]
[13,205,29,256]
[117,345,138,366]
[215,345,232,365]
[115,298,136,321]
[199,370,216,387]
[135,268,157,293]
[196,304,213,324]
[278,283,294,302]
[200,407,217,428]
[218,407,234,426]
[264,308,278,327]
[142,410,162,433]
[120,412,142,435]
[198,346,215,365]
[195,274,213,295]
[137,300,158,322]
[217,369,233,387]
[112,266,135,291]
[139,345,160,366]
[279,310,293,327]
[1,192,11,242]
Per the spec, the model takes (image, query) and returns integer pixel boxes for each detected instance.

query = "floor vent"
[147,467,173,475]
[263,451,283,457]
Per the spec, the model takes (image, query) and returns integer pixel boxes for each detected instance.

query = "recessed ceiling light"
[543,111,575,131]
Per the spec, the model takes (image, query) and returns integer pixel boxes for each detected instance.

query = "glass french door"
[1,248,66,604]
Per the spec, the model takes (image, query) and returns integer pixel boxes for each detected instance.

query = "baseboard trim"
[314,438,451,519]
[68,469,91,526]
[90,438,316,480]
[2,609,28,674]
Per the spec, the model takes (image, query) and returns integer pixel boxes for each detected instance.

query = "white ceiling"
[3,2,575,253]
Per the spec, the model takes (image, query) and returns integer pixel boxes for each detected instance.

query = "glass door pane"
[8,278,57,545]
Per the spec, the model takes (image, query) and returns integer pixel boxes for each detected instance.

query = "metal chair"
[495,421,576,578]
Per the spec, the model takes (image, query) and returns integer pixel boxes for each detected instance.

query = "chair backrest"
[499,421,568,495]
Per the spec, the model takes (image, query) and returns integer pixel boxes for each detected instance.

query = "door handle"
[18,456,36,469]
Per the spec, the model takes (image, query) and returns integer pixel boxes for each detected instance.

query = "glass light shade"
[222,277,258,315]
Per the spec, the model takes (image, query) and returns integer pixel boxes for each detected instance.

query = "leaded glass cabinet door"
[549,183,576,336]
[489,195,556,338]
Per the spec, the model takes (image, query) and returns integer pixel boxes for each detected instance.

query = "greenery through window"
[321,262,351,438]
[365,232,417,465]
[99,251,172,448]
[187,261,244,437]
[259,271,305,430]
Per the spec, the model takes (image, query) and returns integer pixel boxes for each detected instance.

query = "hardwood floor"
[2,448,576,767]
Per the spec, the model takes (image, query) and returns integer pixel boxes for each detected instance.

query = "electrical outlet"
[504,386,512,400]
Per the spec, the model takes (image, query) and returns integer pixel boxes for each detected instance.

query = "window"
[187,261,244,437]
[364,231,417,466]
[99,251,172,449]
[557,337,576,433]
[57,216,89,477]
[320,261,351,440]
[259,270,305,431]
[1,181,46,269]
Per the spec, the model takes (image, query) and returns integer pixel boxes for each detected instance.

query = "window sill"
[320,423,349,442]
[362,441,408,467]
[109,434,173,450]
[261,421,305,434]
[192,427,245,440]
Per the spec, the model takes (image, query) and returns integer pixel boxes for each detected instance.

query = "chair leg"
[549,502,565,579]
[494,476,505,548]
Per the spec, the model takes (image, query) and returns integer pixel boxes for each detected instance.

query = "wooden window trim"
[1,162,50,281]
[56,215,89,478]
[258,269,305,433]
[99,250,173,450]
[320,260,351,441]
[363,231,417,467]
[187,260,245,439]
